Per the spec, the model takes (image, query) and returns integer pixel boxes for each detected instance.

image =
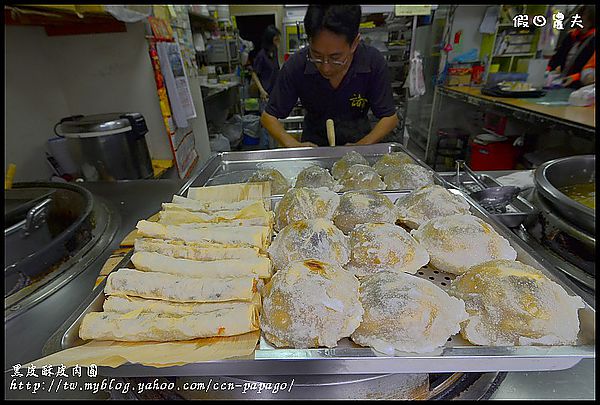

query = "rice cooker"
[55,113,154,181]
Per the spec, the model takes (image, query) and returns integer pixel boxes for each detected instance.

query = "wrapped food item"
[384,163,434,190]
[339,164,386,192]
[411,214,517,275]
[373,152,414,177]
[248,168,290,195]
[448,259,585,346]
[346,223,429,277]
[167,195,268,213]
[104,268,256,303]
[187,182,271,202]
[333,191,397,234]
[331,151,369,180]
[134,238,263,261]
[136,220,272,250]
[261,259,363,348]
[395,185,471,229]
[268,218,350,270]
[79,305,259,342]
[103,293,262,317]
[131,251,272,279]
[274,187,340,231]
[159,203,274,227]
[351,271,468,354]
[294,165,340,191]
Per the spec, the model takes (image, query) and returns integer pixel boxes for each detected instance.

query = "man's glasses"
[306,48,349,66]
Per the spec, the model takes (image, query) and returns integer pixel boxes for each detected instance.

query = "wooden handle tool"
[326,119,335,147]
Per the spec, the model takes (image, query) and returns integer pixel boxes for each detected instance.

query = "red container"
[469,140,519,170]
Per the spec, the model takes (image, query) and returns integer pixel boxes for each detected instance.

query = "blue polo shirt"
[265,42,396,145]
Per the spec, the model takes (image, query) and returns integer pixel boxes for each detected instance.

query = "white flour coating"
[274,187,341,231]
[268,218,350,271]
[351,271,468,354]
[448,259,585,346]
[346,223,430,277]
[373,152,414,177]
[339,164,386,192]
[410,214,517,275]
[384,163,434,191]
[333,191,397,234]
[261,259,363,348]
[248,168,291,195]
[331,151,370,180]
[294,165,341,191]
[395,185,471,229]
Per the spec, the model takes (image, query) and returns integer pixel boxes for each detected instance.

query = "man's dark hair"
[261,24,281,52]
[579,4,595,24]
[304,5,362,44]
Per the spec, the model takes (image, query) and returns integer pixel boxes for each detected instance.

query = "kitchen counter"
[4,172,595,400]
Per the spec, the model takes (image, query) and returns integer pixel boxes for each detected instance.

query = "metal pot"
[4,182,94,298]
[534,155,595,235]
[55,113,154,181]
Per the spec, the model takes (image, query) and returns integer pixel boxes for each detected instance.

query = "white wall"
[5,26,71,182]
[5,22,211,182]
[447,5,489,62]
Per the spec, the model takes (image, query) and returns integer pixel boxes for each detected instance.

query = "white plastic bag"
[104,5,151,22]
[242,115,261,138]
[222,114,243,148]
[407,51,426,98]
[568,84,595,107]
[209,133,231,152]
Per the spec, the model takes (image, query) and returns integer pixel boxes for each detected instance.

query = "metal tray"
[179,143,432,194]
[44,144,595,376]
[438,172,538,228]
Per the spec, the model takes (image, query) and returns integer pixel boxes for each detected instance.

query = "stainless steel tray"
[44,144,595,376]
[179,143,432,193]
[438,172,538,228]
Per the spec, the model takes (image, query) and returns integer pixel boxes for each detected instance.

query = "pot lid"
[56,113,134,138]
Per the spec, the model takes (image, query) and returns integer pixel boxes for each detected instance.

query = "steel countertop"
[4,174,595,400]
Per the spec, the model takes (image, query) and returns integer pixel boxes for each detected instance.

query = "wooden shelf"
[4,5,126,36]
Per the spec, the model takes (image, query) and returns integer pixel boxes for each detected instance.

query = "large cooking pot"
[4,182,94,297]
[534,155,595,235]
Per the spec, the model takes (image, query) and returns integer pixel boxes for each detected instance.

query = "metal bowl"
[534,155,595,235]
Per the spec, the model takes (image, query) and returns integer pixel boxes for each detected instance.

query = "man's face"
[308,29,358,79]
[273,35,281,49]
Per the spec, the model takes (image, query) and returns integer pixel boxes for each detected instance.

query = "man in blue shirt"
[260,5,399,147]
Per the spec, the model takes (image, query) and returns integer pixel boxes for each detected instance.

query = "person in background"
[580,51,595,86]
[547,5,595,89]
[251,25,281,148]
[252,25,281,104]
[260,5,398,147]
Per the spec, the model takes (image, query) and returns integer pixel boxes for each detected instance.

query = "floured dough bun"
[268,218,350,270]
[411,214,517,275]
[274,187,340,231]
[261,259,364,348]
[331,151,369,180]
[395,185,471,229]
[346,223,430,277]
[294,165,340,191]
[248,168,290,195]
[339,164,386,192]
[333,191,397,234]
[373,152,414,177]
[351,271,468,354]
[448,259,585,346]
[384,163,434,190]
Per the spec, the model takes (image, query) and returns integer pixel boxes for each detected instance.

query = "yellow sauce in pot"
[559,183,595,209]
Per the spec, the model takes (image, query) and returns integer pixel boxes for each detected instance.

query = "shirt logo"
[350,93,368,109]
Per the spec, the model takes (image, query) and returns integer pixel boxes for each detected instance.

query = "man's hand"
[286,140,317,148]
[259,89,269,101]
